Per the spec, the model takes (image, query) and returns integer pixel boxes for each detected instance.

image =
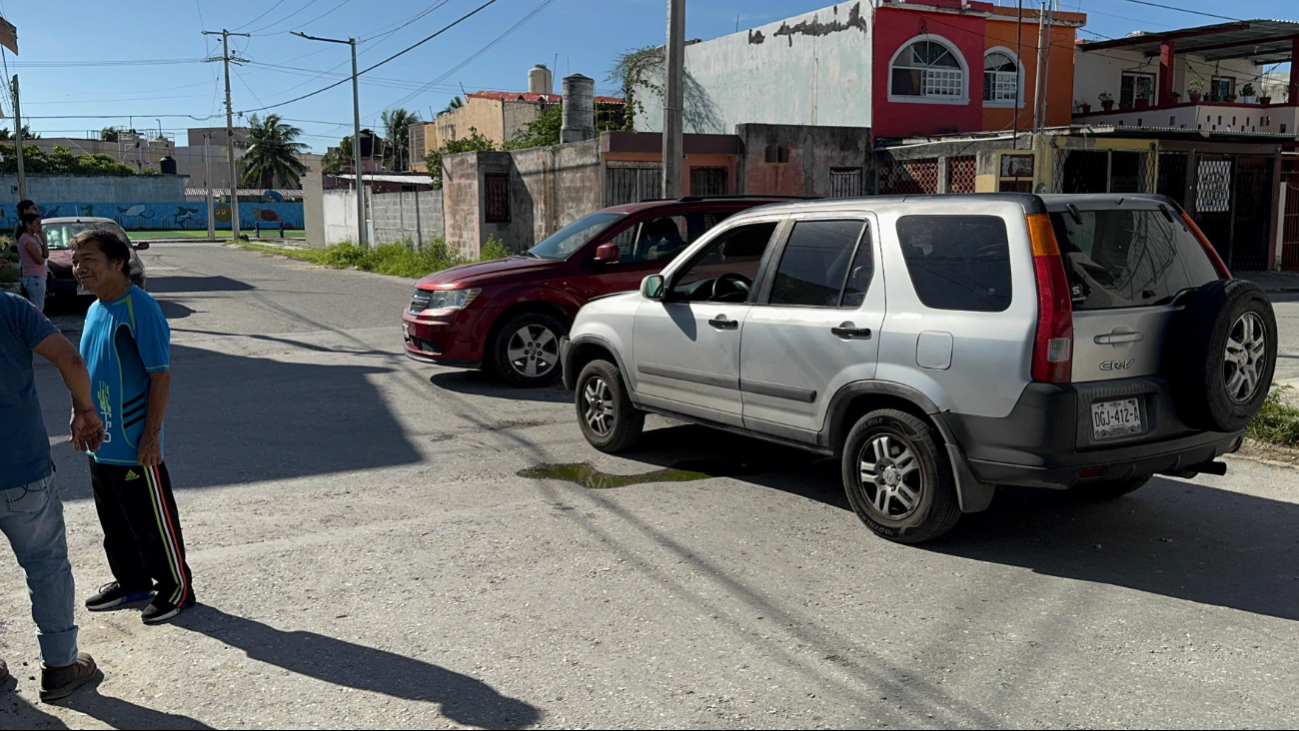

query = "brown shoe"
[40,652,97,703]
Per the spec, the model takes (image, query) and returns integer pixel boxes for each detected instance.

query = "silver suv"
[559,194,1277,543]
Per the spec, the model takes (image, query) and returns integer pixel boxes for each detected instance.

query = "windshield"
[44,222,130,251]
[1050,208,1220,310]
[527,212,625,261]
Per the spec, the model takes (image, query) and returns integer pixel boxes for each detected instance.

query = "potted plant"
[1099,92,1115,112]
[1135,96,1150,109]
[1188,78,1204,103]
[1170,91,1182,103]
[1241,83,1256,104]
[1261,94,1273,106]
[1224,93,1238,103]
[1076,98,1092,114]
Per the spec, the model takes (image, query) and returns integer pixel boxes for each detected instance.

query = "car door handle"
[708,316,739,330]
[1095,332,1144,344]
[831,323,872,339]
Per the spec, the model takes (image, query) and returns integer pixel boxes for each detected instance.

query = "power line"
[234,0,291,31]
[361,0,454,42]
[9,58,207,68]
[237,0,501,115]
[1107,0,1242,23]
[248,0,326,34]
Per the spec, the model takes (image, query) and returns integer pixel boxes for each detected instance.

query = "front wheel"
[842,409,961,544]
[575,360,644,453]
[490,311,566,387]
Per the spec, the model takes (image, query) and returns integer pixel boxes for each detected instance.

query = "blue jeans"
[0,473,79,667]
[21,275,47,312]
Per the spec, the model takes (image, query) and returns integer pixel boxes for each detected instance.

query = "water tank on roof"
[561,74,595,144]
[159,156,177,175]
[528,64,553,96]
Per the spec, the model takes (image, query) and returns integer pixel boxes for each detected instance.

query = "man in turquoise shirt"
[71,228,195,626]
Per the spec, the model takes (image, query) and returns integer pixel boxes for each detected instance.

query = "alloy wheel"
[858,434,924,520]
[506,324,559,379]
[581,376,615,436]
[1224,311,1267,404]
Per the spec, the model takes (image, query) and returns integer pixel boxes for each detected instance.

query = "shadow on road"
[45,342,423,497]
[615,426,1299,622]
[0,674,210,730]
[429,369,571,405]
[145,276,254,294]
[175,606,541,729]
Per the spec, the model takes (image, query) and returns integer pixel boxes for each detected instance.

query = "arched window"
[889,36,967,102]
[984,50,1020,105]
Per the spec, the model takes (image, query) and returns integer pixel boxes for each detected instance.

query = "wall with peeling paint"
[635,2,873,134]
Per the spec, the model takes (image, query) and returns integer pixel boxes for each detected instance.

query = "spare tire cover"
[1164,279,1277,432]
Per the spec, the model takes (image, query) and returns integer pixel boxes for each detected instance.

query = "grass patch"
[1247,386,1299,448]
[132,229,305,240]
[232,237,507,279]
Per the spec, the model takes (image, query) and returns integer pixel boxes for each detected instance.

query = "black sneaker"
[40,652,98,703]
[141,595,196,625]
[85,582,154,612]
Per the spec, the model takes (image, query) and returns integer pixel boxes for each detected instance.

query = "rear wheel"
[842,409,960,544]
[490,311,566,387]
[1069,475,1150,500]
[575,360,644,453]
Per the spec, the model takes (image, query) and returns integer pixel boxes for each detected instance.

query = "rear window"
[897,215,1012,312]
[1050,209,1220,310]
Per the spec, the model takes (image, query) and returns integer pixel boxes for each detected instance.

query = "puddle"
[519,456,815,490]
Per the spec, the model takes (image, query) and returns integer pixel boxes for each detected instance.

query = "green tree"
[381,108,420,171]
[73,154,136,176]
[503,104,561,150]
[438,96,464,117]
[608,46,664,132]
[0,124,39,141]
[100,126,121,142]
[424,127,496,190]
[240,113,309,188]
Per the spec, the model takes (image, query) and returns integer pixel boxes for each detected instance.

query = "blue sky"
[0,0,1293,152]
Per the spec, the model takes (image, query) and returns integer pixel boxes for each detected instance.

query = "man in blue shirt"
[71,228,195,626]
[1,292,102,701]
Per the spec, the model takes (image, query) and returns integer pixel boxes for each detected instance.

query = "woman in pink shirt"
[18,212,49,311]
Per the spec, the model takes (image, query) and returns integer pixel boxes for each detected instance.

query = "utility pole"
[10,75,26,201]
[1038,3,1053,132]
[294,32,366,247]
[203,131,216,239]
[662,0,685,200]
[1031,2,1048,133]
[203,29,250,239]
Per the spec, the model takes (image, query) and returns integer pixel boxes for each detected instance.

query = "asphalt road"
[1269,292,1299,383]
[3,242,1299,729]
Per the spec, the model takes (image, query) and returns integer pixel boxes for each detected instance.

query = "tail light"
[1180,212,1232,279]
[1027,213,1073,383]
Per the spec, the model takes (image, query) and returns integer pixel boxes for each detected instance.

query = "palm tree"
[240,113,309,189]
[381,108,420,171]
[438,96,464,116]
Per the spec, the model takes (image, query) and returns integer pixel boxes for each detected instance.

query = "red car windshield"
[526,212,626,261]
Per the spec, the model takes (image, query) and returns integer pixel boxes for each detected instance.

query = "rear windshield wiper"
[1148,286,1200,306]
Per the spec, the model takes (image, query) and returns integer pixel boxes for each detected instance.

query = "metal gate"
[830,167,864,198]
[605,164,662,207]
[1192,154,1274,271]
[1053,149,1152,194]
[948,156,977,193]
[1282,155,1299,270]
[1156,152,1189,207]
[689,167,728,196]
[878,159,938,195]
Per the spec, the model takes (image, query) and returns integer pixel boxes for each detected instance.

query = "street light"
[292,31,366,248]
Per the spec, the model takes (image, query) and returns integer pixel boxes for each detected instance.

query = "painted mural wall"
[0,202,304,231]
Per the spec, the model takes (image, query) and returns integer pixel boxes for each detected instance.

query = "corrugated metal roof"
[1079,20,1299,63]
[185,188,303,197]
[334,174,434,185]
[468,90,625,105]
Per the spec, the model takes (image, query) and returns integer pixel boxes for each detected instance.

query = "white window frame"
[887,34,970,105]
[982,47,1024,108]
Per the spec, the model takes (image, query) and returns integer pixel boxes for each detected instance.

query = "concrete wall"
[0,174,187,204]
[371,188,445,246]
[735,123,872,197]
[323,189,359,246]
[636,2,873,134]
[435,97,506,149]
[304,173,325,248]
[442,152,483,257]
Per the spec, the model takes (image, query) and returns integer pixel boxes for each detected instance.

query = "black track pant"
[88,459,194,606]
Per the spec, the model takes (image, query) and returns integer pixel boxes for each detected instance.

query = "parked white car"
[560,193,1277,543]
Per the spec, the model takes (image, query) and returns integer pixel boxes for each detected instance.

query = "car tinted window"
[1050,209,1220,310]
[897,215,1012,312]
[606,215,690,265]
[45,221,130,250]
[528,212,625,260]
[840,225,874,308]
[769,220,865,307]
[672,222,779,301]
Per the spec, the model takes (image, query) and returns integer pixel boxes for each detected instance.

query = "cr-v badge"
[1100,359,1136,371]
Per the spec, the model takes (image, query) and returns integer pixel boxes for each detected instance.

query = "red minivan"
[403,197,795,386]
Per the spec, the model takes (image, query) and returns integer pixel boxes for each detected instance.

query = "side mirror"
[594,243,621,263]
[133,241,150,251]
[641,274,666,300]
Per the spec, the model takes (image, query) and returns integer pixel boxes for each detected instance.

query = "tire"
[841,409,961,544]
[490,311,567,387]
[575,359,644,453]
[1069,475,1150,500]
[1165,279,1277,431]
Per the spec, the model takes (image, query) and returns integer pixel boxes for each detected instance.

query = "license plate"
[1092,398,1142,440]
